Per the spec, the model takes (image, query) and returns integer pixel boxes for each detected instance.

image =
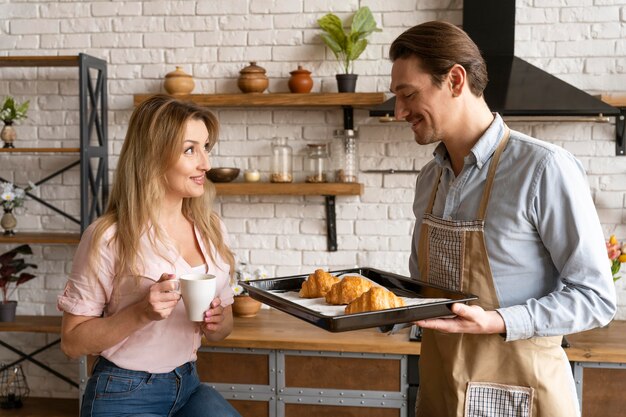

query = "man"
[390,21,616,416]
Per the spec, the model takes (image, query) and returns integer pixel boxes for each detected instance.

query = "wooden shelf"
[601,94,626,108]
[0,232,80,244]
[0,315,62,333]
[0,55,80,67]
[1,397,78,417]
[0,148,80,153]
[134,93,386,108]
[214,182,363,196]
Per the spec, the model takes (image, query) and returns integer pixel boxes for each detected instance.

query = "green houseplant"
[317,6,381,92]
[0,96,29,148]
[0,244,37,322]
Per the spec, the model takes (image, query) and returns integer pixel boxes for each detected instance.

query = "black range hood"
[370,0,619,118]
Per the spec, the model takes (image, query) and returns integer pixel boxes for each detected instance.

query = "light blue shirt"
[409,114,616,341]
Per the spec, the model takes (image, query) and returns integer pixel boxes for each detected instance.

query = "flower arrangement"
[317,6,381,74]
[232,261,268,296]
[0,97,30,125]
[1,181,36,211]
[0,244,37,304]
[606,235,626,282]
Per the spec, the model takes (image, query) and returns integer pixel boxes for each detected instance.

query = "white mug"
[179,273,217,322]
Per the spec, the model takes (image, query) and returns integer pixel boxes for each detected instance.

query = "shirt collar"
[432,113,506,170]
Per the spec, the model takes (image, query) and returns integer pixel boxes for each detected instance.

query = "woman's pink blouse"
[57,221,234,373]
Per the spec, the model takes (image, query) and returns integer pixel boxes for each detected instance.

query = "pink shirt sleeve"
[57,223,116,317]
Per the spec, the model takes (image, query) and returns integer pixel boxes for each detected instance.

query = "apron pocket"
[465,382,533,417]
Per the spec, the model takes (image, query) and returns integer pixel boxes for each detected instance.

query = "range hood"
[370,0,620,118]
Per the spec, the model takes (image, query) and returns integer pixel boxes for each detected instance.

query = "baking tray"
[240,267,478,332]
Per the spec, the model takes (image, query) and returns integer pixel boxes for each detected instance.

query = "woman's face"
[163,118,211,201]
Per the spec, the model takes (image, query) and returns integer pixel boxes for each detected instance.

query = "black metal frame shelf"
[0,53,108,242]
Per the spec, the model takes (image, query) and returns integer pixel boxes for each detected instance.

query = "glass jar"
[305,143,330,183]
[332,129,358,183]
[270,137,293,183]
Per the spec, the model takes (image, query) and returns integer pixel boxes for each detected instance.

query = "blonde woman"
[58,95,241,417]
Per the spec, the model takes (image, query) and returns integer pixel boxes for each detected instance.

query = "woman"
[58,94,241,417]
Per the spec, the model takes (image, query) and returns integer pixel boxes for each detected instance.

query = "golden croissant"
[299,269,340,298]
[345,286,405,314]
[325,276,372,305]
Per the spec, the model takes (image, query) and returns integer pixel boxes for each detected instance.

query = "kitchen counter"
[203,308,626,363]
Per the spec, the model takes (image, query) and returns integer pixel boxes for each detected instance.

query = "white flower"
[253,267,269,280]
[1,191,15,202]
[232,284,244,296]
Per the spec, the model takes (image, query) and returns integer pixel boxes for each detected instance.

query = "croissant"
[345,286,405,314]
[325,276,372,305]
[299,269,340,298]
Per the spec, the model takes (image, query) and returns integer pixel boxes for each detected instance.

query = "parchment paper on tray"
[240,267,478,332]
[275,273,449,317]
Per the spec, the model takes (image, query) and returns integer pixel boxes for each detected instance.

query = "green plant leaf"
[349,39,368,62]
[318,13,346,47]
[350,7,381,40]
[320,33,343,57]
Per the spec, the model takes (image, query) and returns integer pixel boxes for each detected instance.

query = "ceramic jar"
[164,66,195,96]
[288,65,313,93]
[1,208,17,236]
[238,62,269,93]
[1,123,16,148]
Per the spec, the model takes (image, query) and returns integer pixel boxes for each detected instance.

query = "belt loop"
[147,373,155,384]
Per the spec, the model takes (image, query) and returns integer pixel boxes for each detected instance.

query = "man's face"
[391,56,451,146]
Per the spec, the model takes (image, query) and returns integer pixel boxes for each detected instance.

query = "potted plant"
[231,261,267,317]
[0,244,37,322]
[317,6,381,92]
[0,96,29,148]
[1,181,36,236]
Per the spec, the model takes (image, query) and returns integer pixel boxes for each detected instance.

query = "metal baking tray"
[240,267,478,332]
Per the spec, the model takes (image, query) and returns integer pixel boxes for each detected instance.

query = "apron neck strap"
[424,126,511,218]
[477,127,511,220]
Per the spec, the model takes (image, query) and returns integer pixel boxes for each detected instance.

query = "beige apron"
[416,130,578,417]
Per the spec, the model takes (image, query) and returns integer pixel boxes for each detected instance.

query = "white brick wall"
[0,0,625,399]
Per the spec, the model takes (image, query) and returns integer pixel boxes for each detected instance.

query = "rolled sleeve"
[57,223,115,317]
[497,305,534,341]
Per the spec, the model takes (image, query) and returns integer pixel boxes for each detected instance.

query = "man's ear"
[448,64,466,97]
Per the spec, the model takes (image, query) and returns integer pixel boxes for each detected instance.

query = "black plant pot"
[0,301,17,322]
[336,74,358,93]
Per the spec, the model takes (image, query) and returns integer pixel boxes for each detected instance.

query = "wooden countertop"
[4,313,625,363]
[204,308,420,355]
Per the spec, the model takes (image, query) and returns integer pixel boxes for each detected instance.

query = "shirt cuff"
[496,304,534,341]
[57,294,104,317]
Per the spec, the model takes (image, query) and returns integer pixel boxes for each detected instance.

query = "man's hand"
[416,303,506,335]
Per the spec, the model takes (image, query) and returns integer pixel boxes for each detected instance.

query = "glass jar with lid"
[332,129,358,183]
[270,137,293,183]
[305,143,330,183]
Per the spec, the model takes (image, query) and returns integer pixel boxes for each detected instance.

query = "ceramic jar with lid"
[238,61,269,93]
[164,66,195,96]
[288,65,313,93]
[305,143,330,183]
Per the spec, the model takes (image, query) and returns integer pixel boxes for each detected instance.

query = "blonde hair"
[89,94,234,284]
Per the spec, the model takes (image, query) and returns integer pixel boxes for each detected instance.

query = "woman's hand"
[139,273,181,322]
[416,303,506,335]
[200,297,233,341]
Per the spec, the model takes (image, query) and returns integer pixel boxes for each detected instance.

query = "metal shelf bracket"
[325,196,337,252]
[616,108,625,156]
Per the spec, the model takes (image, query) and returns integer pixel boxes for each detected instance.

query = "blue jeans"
[81,357,241,417]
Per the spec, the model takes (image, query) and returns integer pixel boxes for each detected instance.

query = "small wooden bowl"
[206,167,240,183]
